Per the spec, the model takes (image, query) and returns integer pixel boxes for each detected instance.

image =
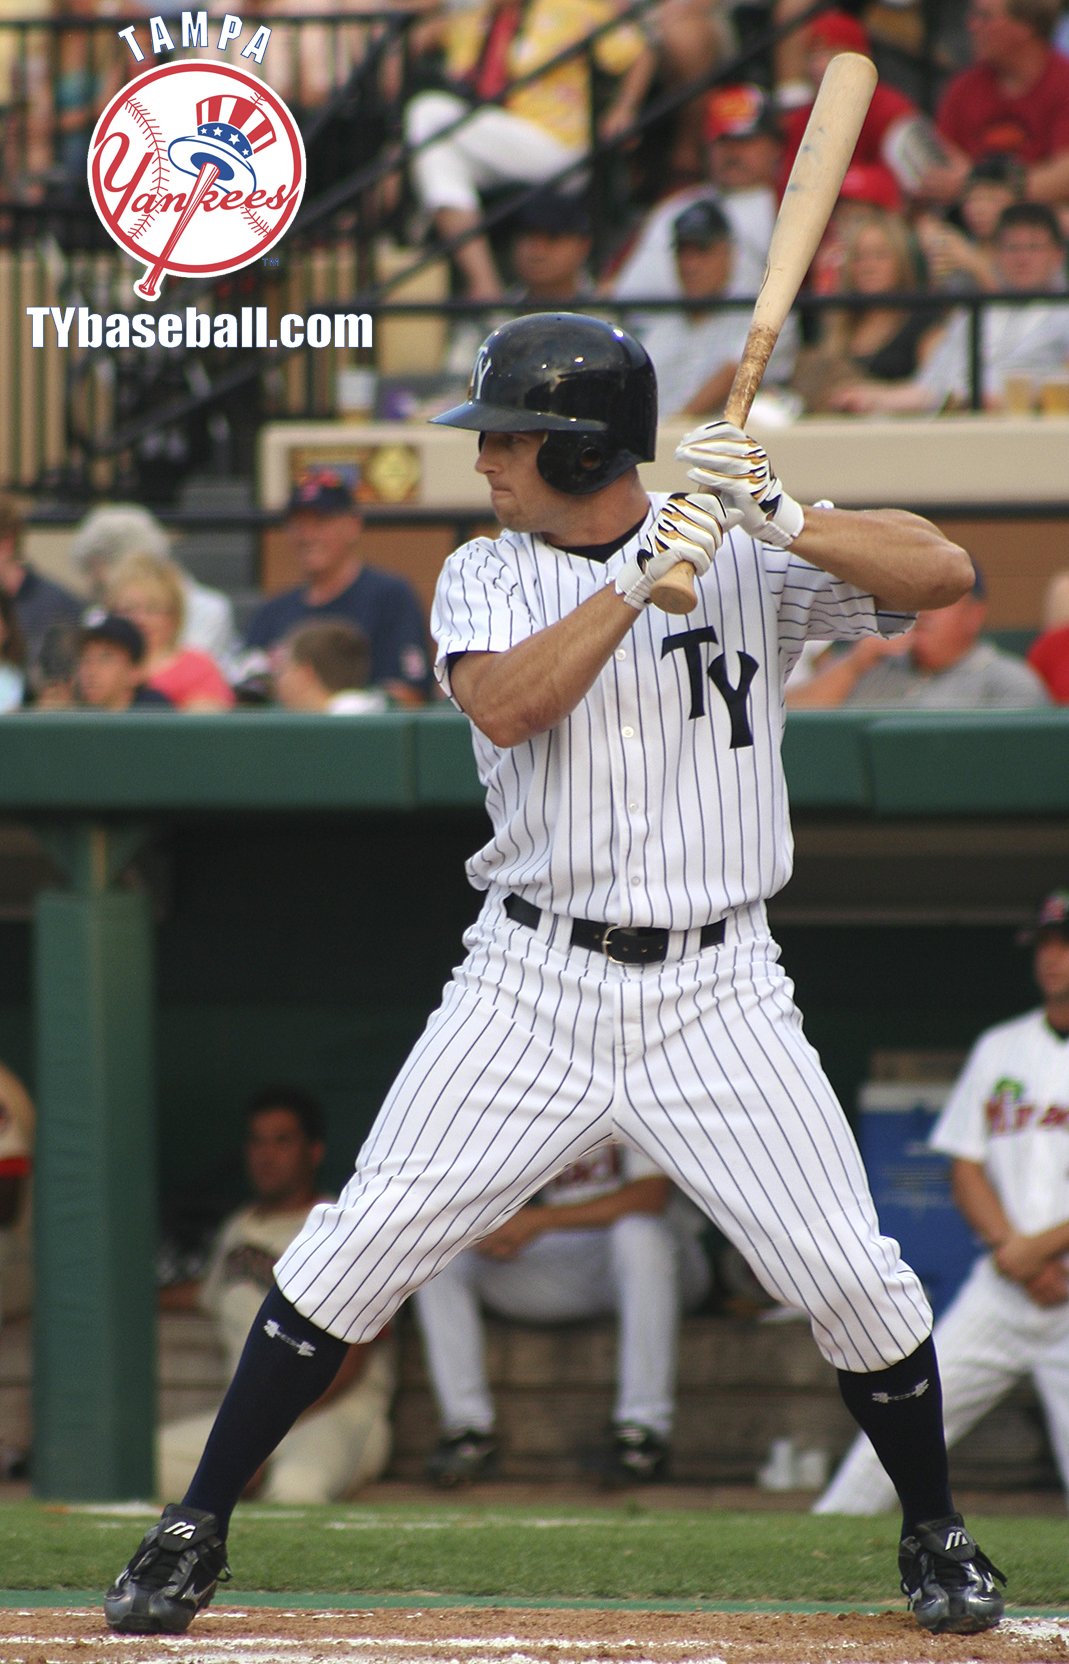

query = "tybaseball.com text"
[25,306,372,351]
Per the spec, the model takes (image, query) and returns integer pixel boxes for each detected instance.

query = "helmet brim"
[430,399,605,434]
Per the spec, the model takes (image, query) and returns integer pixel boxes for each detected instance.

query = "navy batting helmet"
[431,312,658,495]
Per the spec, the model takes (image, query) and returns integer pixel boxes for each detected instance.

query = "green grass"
[0,1500,1066,1608]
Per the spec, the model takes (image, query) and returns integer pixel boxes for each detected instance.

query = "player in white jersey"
[816,888,1069,1515]
[105,312,1004,1639]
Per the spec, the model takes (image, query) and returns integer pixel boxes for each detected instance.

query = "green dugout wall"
[0,706,1067,1498]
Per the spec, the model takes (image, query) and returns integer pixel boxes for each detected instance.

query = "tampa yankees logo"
[662,627,758,747]
[89,60,305,299]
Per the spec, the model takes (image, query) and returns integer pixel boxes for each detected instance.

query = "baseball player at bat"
[105,312,1005,1639]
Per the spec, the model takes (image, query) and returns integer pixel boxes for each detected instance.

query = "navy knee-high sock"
[836,1335,953,1536]
[182,1283,349,1536]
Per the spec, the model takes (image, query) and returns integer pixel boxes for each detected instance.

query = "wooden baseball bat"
[648,52,879,614]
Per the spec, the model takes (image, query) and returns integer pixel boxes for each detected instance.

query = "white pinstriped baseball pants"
[814,1254,1069,1512]
[275,890,934,1373]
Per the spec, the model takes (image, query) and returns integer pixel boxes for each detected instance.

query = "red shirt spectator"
[1027,624,1069,701]
[938,52,1069,166]
[780,12,919,194]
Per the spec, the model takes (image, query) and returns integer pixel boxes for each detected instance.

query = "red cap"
[704,84,780,143]
[839,161,903,212]
[808,9,871,52]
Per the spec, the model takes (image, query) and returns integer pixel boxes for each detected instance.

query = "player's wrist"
[756,492,805,549]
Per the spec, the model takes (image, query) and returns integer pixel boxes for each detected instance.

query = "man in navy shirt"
[0,495,82,673]
[244,470,431,706]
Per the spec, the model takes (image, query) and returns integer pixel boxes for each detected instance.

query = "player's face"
[1034,930,1069,1005]
[244,1107,323,1207]
[475,431,568,534]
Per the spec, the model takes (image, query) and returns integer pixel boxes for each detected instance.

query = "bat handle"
[647,359,765,615]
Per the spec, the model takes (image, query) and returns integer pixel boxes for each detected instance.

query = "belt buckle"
[601,925,628,963]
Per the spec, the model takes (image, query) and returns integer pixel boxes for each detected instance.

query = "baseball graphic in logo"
[89,59,305,300]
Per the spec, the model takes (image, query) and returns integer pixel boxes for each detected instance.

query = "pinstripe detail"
[277,502,930,1368]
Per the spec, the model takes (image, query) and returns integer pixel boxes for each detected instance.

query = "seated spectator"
[793,208,946,412]
[779,11,947,206]
[274,621,390,714]
[69,505,240,675]
[0,494,81,676]
[915,153,1027,292]
[508,190,595,306]
[244,469,430,707]
[640,199,796,416]
[787,566,1050,708]
[74,611,174,711]
[921,0,1069,210]
[0,591,27,712]
[158,1088,395,1505]
[402,0,655,302]
[829,202,1069,413]
[606,83,783,328]
[415,1142,710,1487]
[106,555,235,711]
[1026,568,1069,700]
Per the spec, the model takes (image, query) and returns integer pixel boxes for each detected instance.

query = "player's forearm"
[533,1178,670,1233]
[449,585,637,747]
[791,506,974,610]
[950,1158,1012,1249]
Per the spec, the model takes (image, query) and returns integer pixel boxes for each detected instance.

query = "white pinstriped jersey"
[432,495,911,929]
[930,1009,1069,1242]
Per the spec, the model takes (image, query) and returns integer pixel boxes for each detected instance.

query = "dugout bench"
[0,706,1067,1499]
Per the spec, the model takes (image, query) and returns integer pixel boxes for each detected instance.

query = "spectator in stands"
[74,611,174,711]
[273,620,390,714]
[922,0,1069,209]
[244,469,430,707]
[793,208,946,413]
[157,1088,396,1505]
[0,1057,33,1330]
[402,0,655,303]
[69,505,240,676]
[508,190,595,306]
[778,11,946,207]
[787,564,1050,708]
[815,889,1069,1515]
[1026,569,1069,701]
[640,199,796,416]
[415,1142,710,1488]
[0,591,28,712]
[829,202,1069,413]
[916,153,1027,292]
[0,495,81,675]
[106,555,235,711]
[606,83,783,326]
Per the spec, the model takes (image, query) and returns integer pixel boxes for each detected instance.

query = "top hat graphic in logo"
[89,60,305,300]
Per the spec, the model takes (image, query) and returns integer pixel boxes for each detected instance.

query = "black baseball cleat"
[425,1429,499,1488]
[599,1423,670,1487]
[104,1503,230,1634]
[898,1514,1006,1635]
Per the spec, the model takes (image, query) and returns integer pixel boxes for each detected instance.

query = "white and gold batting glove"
[613,492,727,610]
[675,419,805,549]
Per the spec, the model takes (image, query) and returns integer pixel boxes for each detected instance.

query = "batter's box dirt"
[1,1605,1068,1664]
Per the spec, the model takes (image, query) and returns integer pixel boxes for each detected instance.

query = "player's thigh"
[263,1400,391,1504]
[617,939,931,1371]
[277,923,616,1339]
[474,1229,617,1322]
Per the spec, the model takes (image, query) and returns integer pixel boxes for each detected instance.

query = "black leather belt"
[504,893,725,965]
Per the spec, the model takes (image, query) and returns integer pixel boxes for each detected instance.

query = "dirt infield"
[2,1604,1068,1664]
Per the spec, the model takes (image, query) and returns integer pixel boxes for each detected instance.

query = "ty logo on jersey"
[662,626,758,747]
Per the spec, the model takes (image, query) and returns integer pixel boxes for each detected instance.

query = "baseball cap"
[704,84,780,144]
[808,9,871,52]
[672,199,732,248]
[839,161,903,212]
[286,466,358,515]
[80,608,146,664]
[1017,889,1069,943]
[513,190,592,236]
